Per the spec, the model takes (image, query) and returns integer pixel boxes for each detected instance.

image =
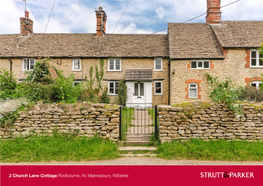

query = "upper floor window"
[73,59,81,71]
[154,58,162,71]
[191,61,210,69]
[251,81,262,90]
[109,59,121,71]
[23,58,35,71]
[251,50,263,68]
[189,83,198,98]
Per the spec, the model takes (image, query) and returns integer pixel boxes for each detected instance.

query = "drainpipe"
[168,59,170,105]
[7,58,13,73]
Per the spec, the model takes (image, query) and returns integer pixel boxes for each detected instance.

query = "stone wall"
[158,103,263,143]
[0,103,120,141]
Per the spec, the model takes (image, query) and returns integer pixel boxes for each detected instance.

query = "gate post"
[119,106,122,140]
[155,105,158,138]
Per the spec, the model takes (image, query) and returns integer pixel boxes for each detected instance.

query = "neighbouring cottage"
[0,0,262,106]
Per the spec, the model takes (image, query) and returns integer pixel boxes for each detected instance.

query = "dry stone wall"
[158,103,263,143]
[0,104,120,141]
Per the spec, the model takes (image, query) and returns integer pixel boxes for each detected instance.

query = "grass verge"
[0,134,120,162]
[156,139,263,161]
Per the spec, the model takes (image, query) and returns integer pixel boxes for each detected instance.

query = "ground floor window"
[154,81,162,95]
[23,58,35,71]
[251,81,262,90]
[185,79,202,99]
[108,82,119,95]
[189,83,198,98]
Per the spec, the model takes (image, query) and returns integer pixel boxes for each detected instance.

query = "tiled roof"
[125,69,153,81]
[168,23,224,59]
[0,33,169,58]
[211,21,263,48]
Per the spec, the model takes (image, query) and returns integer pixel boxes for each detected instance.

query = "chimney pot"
[25,11,29,18]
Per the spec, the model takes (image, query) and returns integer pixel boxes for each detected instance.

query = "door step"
[124,141,151,146]
[126,136,151,141]
[118,146,157,151]
[121,154,156,157]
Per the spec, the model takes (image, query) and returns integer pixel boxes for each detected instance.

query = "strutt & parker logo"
[200,171,254,179]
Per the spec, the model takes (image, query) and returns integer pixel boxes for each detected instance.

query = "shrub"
[79,88,99,102]
[118,79,127,106]
[54,70,82,103]
[0,69,17,99]
[238,86,263,102]
[25,57,53,85]
[206,73,244,119]
[100,88,110,103]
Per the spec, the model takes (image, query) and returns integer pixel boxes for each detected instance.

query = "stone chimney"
[206,0,221,24]
[95,6,107,36]
[20,11,33,36]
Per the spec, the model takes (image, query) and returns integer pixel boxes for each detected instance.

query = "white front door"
[126,82,152,108]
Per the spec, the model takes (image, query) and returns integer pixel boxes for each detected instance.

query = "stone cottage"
[0,0,262,105]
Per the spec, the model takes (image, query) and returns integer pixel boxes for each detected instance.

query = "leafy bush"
[79,88,99,103]
[100,89,110,103]
[206,73,244,119]
[54,70,82,103]
[238,86,263,102]
[0,69,17,99]
[95,59,104,90]
[118,79,127,106]
[25,57,53,85]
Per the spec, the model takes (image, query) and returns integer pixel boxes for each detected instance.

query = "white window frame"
[108,81,119,95]
[72,59,81,71]
[189,83,198,98]
[22,58,35,71]
[154,81,162,95]
[191,61,210,69]
[108,58,121,71]
[154,58,163,71]
[250,50,263,68]
[250,81,262,90]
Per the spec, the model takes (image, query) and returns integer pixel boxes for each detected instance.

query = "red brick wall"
[206,0,221,24]
[245,49,250,68]
[245,77,262,86]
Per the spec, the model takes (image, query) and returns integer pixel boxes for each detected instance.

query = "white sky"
[0,0,262,34]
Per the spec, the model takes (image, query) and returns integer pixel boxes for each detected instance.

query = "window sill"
[250,67,263,69]
[71,70,82,72]
[154,94,163,96]
[108,94,118,96]
[154,70,163,72]
[107,70,122,72]
[190,68,210,69]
